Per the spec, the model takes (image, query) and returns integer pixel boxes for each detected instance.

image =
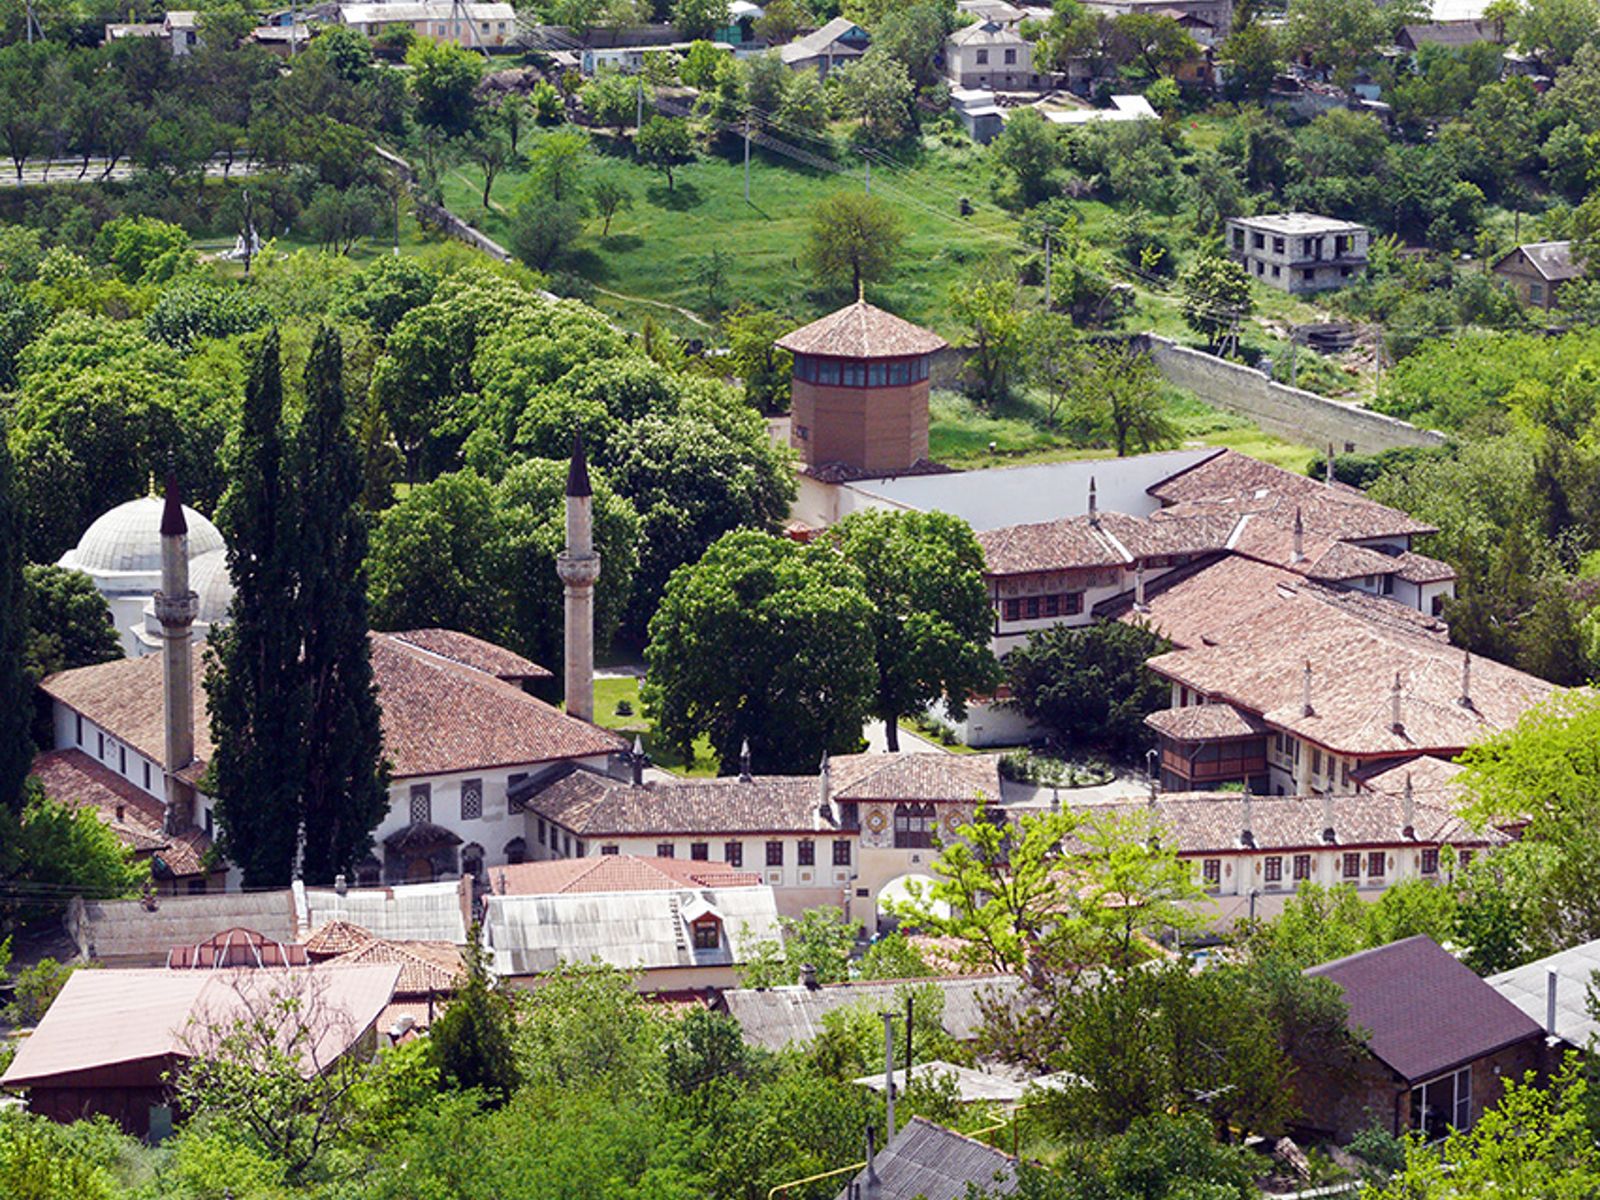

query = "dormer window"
[692,918,720,950]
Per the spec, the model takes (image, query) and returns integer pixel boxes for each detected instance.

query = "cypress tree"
[296,327,388,884]
[207,330,307,887]
[0,427,32,814]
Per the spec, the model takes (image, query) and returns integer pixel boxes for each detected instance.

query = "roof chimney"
[1134,563,1146,610]
[335,872,347,896]
[1402,773,1415,840]
[1322,792,1335,844]
[739,738,752,783]
[630,735,646,787]
[799,962,819,990]
[1240,785,1254,849]
[1087,476,1098,525]
[1548,970,1560,1038]
[1390,672,1404,735]
[1291,507,1305,564]
[1325,443,1335,485]
[1301,660,1314,717]
[1459,652,1472,708]
[818,751,833,821]
[565,431,591,498]
[115,803,125,822]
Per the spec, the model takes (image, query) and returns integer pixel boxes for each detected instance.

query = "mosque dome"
[189,549,236,625]
[59,497,225,580]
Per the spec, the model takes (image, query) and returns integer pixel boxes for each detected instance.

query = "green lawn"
[590,675,720,778]
[441,125,1021,343]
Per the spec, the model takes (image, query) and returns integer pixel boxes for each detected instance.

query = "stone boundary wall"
[1138,335,1446,456]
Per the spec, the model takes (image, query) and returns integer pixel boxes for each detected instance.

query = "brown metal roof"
[775,301,947,359]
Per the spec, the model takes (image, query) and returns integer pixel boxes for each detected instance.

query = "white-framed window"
[1410,1067,1471,1141]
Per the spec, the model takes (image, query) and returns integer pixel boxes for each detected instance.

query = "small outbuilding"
[1491,241,1580,311]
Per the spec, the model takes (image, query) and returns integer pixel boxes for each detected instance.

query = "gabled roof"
[1489,940,1600,1048]
[0,965,400,1087]
[1494,241,1579,283]
[976,511,1231,576]
[721,975,1020,1050]
[832,1118,1018,1200]
[1398,19,1495,46]
[383,629,551,682]
[830,752,1001,802]
[1307,937,1543,1084]
[327,938,464,995]
[491,854,763,895]
[40,631,621,787]
[778,16,870,62]
[949,18,1028,45]
[1145,702,1265,741]
[775,301,947,359]
[31,748,214,875]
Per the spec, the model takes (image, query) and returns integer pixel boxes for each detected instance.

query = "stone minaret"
[557,435,600,723]
[155,477,199,833]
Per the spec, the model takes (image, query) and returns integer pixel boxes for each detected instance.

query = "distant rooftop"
[1229,212,1367,235]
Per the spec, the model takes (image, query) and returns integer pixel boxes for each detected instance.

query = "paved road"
[0,156,259,188]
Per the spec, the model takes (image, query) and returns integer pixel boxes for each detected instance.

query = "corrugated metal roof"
[832,1118,1017,1200]
[73,892,299,963]
[1488,940,1600,1048]
[302,881,469,945]
[722,975,1020,1051]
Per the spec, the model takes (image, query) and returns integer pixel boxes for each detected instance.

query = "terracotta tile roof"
[302,919,376,958]
[1360,755,1464,796]
[829,752,1002,802]
[975,512,1230,576]
[775,301,947,358]
[31,749,213,877]
[384,629,552,681]
[1307,937,1543,1083]
[526,756,997,837]
[526,769,835,837]
[1083,790,1500,856]
[1149,450,1435,541]
[1145,703,1266,741]
[39,631,623,787]
[327,938,464,995]
[1391,550,1456,584]
[490,854,763,895]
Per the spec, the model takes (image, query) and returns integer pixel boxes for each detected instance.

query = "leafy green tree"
[1221,24,1281,101]
[1514,0,1600,65]
[513,961,667,1096]
[294,328,388,885]
[0,783,146,932]
[1077,344,1175,457]
[635,115,695,190]
[591,178,633,235]
[334,255,441,336]
[722,304,792,412]
[466,126,516,208]
[680,39,725,89]
[508,192,583,272]
[527,129,593,206]
[857,931,934,980]
[948,268,1025,403]
[1179,254,1253,352]
[672,0,729,39]
[531,80,564,124]
[824,510,1000,752]
[836,49,917,144]
[1106,13,1197,79]
[740,905,862,986]
[144,281,270,350]
[1022,309,1084,431]
[1285,0,1385,85]
[663,1007,752,1096]
[91,215,195,286]
[406,38,484,135]
[22,565,120,684]
[580,70,640,136]
[803,191,906,295]
[430,927,521,1106]
[1002,619,1171,757]
[990,107,1060,208]
[643,530,877,772]
[0,429,29,817]
[207,331,308,889]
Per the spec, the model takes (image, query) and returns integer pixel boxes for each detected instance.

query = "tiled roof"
[1359,754,1464,796]
[40,631,622,786]
[1148,450,1435,540]
[491,854,763,895]
[327,938,464,995]
[302,919,376,958]
[527,756,998,837]
[775,301,947,359]
[1145,703,1266,741]
[1143,584,1554,757]
[721,975,1021,1051]
[1307,937,1543,1083]
[832,1118,1017,1200]
[1391,550,1456,584]
[1087,791,1500,856]
[384,629,552,681]
[975,511,1230,576]
[31,749,212,877]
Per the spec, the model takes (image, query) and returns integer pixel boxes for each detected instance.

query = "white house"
[945,20,1038,90]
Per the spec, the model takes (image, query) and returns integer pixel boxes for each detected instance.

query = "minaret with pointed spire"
[155,476,199,833]
[557,435,600,723]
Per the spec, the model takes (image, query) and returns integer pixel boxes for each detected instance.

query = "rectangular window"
[1312,749,1322,777]
[1410,1067,1472,1140]
[460,778,483,820]
[1264,856,1282,882]
[691,842,709,860]
[1272,236,1284,254]
[1341,760,1351,787]
[798,840,815,866]
[725,841,743,867]
[692,921,720,950]
[1302,268,1315,282]
[1232,229,1245,249]
[868,362,886,386]
[1343,853,1361,879]
[537,816,546,846]
[842,362,865,387]
[1025,596,1040,620]
[1271,264,1280,278]
[1293,854,1311,880]
[833,839,851,866]
[601,844,619,855]
[818,359,840,385]
[889,361,910,385]
[143,762,151,790]
[1368,851,1386,878]
[205,808,214,839]
[1460,849,1474,866]
[766,840,784,867]
[976,47,988,63]
[1252,232,1265,249]
[1003,599,1021,621]
[75,714,83,745]
[1421,848,1439,875]
[1064,592,1083,615]
[98,732,104,758]
[1202,858,1221,889]
[576,840,585,857]
[563,833,572,856]
[1044,594,1060,617]
[119,746,126,775]
[657,842,674,858]
[1530,282,1544,304]
[410,784,431,824]
[1004,47,1016,63]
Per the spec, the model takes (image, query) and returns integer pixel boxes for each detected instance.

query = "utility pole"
[1043,228,1053,310]
[743,115,750,205]
[881,1011,897,1141]
[636,81,644,132]
[904,994,913,1087]
[1288,325,1298,389]
[864,154,871,196]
